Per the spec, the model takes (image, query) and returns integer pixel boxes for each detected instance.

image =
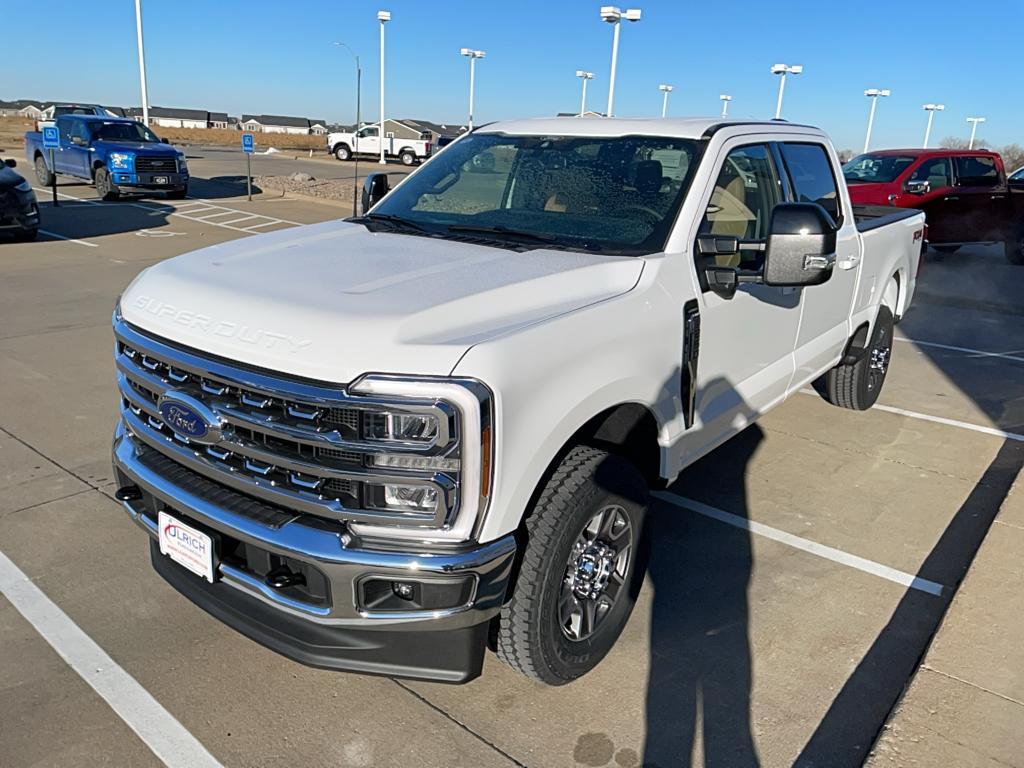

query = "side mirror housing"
[4,158,16,168]
[763,202,838,287]
[361,172,391,213]
[160,137,170,144]
[904,179,930,195]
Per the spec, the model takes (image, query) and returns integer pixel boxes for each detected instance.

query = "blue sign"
[42,125,59,149]
[242,133,255,154]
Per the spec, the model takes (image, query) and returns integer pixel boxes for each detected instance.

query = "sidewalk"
[867,465,1024,767]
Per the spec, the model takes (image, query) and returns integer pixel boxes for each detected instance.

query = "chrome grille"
[114,318,460,528]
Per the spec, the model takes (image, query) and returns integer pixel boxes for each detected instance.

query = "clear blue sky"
[8,0,1022,151]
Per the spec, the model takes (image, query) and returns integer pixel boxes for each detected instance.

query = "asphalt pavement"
[1,154,1022,767]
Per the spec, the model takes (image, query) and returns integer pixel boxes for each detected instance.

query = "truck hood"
[120,220,644,383]
[94,140,179,155]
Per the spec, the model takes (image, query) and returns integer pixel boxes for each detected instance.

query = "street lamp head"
[922,103,945,111]
[720,94,732,101]
[600,6,621,21]
[576,70,595,79]
[659,84,673,92]
[967,116,986,124]
[772,63,802,75]
[864,88,891,97]
[377,10,390,21]
[461,48,485,58]
[623,8,642,21]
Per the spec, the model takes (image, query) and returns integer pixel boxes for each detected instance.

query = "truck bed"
[852,204,921,233]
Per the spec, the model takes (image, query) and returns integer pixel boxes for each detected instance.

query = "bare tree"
[938,137,1023,172]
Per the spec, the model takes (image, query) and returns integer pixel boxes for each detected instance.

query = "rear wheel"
[95,166,120,201]
[399,150,416,166]
[495,445,648,685]
[821,303,895,411]
[334,144,351,161]
[34,155,54,186]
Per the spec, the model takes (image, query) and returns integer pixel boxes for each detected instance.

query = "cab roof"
[475,116,825,140]
[859,148,999,158]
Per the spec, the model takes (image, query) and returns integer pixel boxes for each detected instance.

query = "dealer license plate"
[158,510,215,582]
[153,176,168,185]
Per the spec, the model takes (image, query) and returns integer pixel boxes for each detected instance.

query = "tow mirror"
[361,172,391,213]
[904,179,930,195]
[4,158,16,168]
[160,137,170,144]
[763,202,837,287]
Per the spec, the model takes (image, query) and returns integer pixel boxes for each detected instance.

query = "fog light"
[393,582,415,600]
[384,484,438,512]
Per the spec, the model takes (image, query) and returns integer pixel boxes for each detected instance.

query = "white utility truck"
[327,124,432,166]
[112,118,924,684]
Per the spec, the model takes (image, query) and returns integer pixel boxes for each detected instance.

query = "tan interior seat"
[706,175,750,267]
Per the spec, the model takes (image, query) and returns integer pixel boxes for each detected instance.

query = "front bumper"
[110,171,188,189]
[0,193,39,231]
[112,423,516,682]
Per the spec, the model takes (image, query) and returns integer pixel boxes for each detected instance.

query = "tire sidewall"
[531,455,648,681]
[400,151,415,166]
[857,304,894,408]
[334,145,351,161]
[34,156,51,185]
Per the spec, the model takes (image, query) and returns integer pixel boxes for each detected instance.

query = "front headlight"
[350,375,494,542]
[14,180,31,193]
[177,154,188,171]
[109,152,134,170]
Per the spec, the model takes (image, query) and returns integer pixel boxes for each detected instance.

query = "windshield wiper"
[444,224,560,246]
[356,213,432,233]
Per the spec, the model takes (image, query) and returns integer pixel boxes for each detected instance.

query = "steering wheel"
[620,204,662,222]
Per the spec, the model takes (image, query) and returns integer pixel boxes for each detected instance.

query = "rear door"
[65,119,92,177]
[903,156,956,242]
[53,117,76,175]
[777,141,861,386]
[949,154,1007,241]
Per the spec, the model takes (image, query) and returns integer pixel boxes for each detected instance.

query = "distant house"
[0,100,21,117]
[241,114,318,135]
[209,112,229,130]
[14,100,48,119]
[309,119,328,136]
[227,116,241,130]
[134,106,212,129]
[395,118,467,141]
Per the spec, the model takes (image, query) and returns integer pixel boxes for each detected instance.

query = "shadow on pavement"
[643,385,762,767]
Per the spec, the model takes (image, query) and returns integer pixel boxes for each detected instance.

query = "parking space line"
[895,336,1024,364]
[38,229,98,248]
[653,492,946,596]
[0,549,222,768]
[216,215,259,226]
[240,220,282,230]
[798,389,1024,443]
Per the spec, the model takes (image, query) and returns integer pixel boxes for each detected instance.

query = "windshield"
[842,154,916,184]
[368,133,702,255]
[91,121,161,143]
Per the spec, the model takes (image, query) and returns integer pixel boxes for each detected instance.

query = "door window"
[69,121,90,146]
[700,144,779,243]
[358,127,379,138]
[779,142,842,224]
[954,155,999,187]
[908,157,952,190]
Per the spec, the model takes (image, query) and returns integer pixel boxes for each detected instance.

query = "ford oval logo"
[156,392,223,444]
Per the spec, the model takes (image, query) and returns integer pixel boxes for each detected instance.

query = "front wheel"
[399,150,416,166]
[820,304,895,411]
[95,167,120,201]
[1006,230,1024,266]
[495,445,648,685]
[34,155,54,186]
[334,144,351,161]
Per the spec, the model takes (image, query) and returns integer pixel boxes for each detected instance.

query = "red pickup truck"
[843,149,1024,264]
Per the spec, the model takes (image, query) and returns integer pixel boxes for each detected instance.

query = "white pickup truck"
[111,118,924,685]
[327,124,432,166]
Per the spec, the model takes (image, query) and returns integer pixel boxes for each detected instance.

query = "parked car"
[0,158,39,241]
[327,125,431,166]
[843,148,1023,264]
[25,115,188,201]
[111,117,923,685]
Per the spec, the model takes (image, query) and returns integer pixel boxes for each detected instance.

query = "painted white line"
[38,229,98,248]
[216,215,260,226]
[192,210,242,221]
[241,220,283,230]
[894,337,1024,365]
[0,549,222,768]
[186,197,301,225]
[799,389,1024,443]
[653,492,945,596]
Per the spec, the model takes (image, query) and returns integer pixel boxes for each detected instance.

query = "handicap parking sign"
[42,125,59,149]
[242,133,255,153]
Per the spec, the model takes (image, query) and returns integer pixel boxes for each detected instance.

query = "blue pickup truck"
[25,115,189,201]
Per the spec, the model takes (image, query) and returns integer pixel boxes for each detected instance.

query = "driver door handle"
[944,195,959,201]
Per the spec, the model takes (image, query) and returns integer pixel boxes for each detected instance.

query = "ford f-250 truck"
[111,118,923,684]
[26,115,188,201]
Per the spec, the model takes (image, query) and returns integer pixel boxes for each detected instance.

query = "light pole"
[921,103,944,148]
[658,84,673,117]
[334,42,361,216]
[576,70,594,116]
[134,0,150,126]
[862,88,891,153]
[966,116,986,149]
[770,63,802,119]
[600,6,641,117]
[377,10,390,164]
[719,94,732,117]
[460,48,486,129]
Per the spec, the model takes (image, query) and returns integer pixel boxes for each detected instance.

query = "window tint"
[70,121,90,143]
[780,143,841,223]
[700,144,778,243]
[1010,167,1024,183]
[955,155,999,187]
[359,127,379,138]
[909,157,952,189]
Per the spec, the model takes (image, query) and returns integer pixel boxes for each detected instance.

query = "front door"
[356,127,381,156]
[670,140,801,468]
[903,156,956,242]
[948,154,1006,242]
